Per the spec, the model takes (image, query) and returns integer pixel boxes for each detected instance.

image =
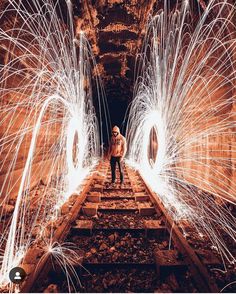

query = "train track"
[20,160,222,293]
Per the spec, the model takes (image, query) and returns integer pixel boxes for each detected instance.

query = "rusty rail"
[137,169,219,293]
[20,161,103,293]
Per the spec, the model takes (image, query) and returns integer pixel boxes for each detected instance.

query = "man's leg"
[110,156,116,183]
[117,157,124,183]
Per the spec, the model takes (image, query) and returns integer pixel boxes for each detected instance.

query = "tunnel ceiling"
[72,0,160,107]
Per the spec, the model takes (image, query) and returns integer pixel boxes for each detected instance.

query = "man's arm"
[121,137,127,161]
[107,138,112,160]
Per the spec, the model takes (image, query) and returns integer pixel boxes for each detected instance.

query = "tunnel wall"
[177,41,236,203]
[0,14,66,202]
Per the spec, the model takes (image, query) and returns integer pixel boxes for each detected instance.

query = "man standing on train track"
[108,125,127,186]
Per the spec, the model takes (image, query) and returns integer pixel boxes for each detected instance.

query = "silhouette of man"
[108,126,127,185]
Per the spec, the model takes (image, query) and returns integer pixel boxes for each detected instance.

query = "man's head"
[112,126,120,137]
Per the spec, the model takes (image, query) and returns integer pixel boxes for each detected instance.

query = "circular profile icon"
[9,267,26,284]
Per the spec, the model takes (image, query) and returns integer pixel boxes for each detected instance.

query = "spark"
[126,0,236,263]
[38,241,85,293]
[0,0,104,288]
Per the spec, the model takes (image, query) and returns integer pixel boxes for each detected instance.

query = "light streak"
[126,0,236,263]
[220,281,236,292]
[0,0,103,288]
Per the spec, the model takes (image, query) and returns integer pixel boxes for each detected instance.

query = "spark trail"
[126,0,236,264]
[0,0,103,288]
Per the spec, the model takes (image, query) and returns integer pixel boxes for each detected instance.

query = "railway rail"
[18,160,225,292]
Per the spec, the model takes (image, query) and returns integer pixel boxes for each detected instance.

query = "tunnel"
[0,0,236,293]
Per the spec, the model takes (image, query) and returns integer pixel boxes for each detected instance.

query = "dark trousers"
[110,156,124,183]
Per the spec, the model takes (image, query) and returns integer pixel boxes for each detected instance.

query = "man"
[108,125,127,185]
